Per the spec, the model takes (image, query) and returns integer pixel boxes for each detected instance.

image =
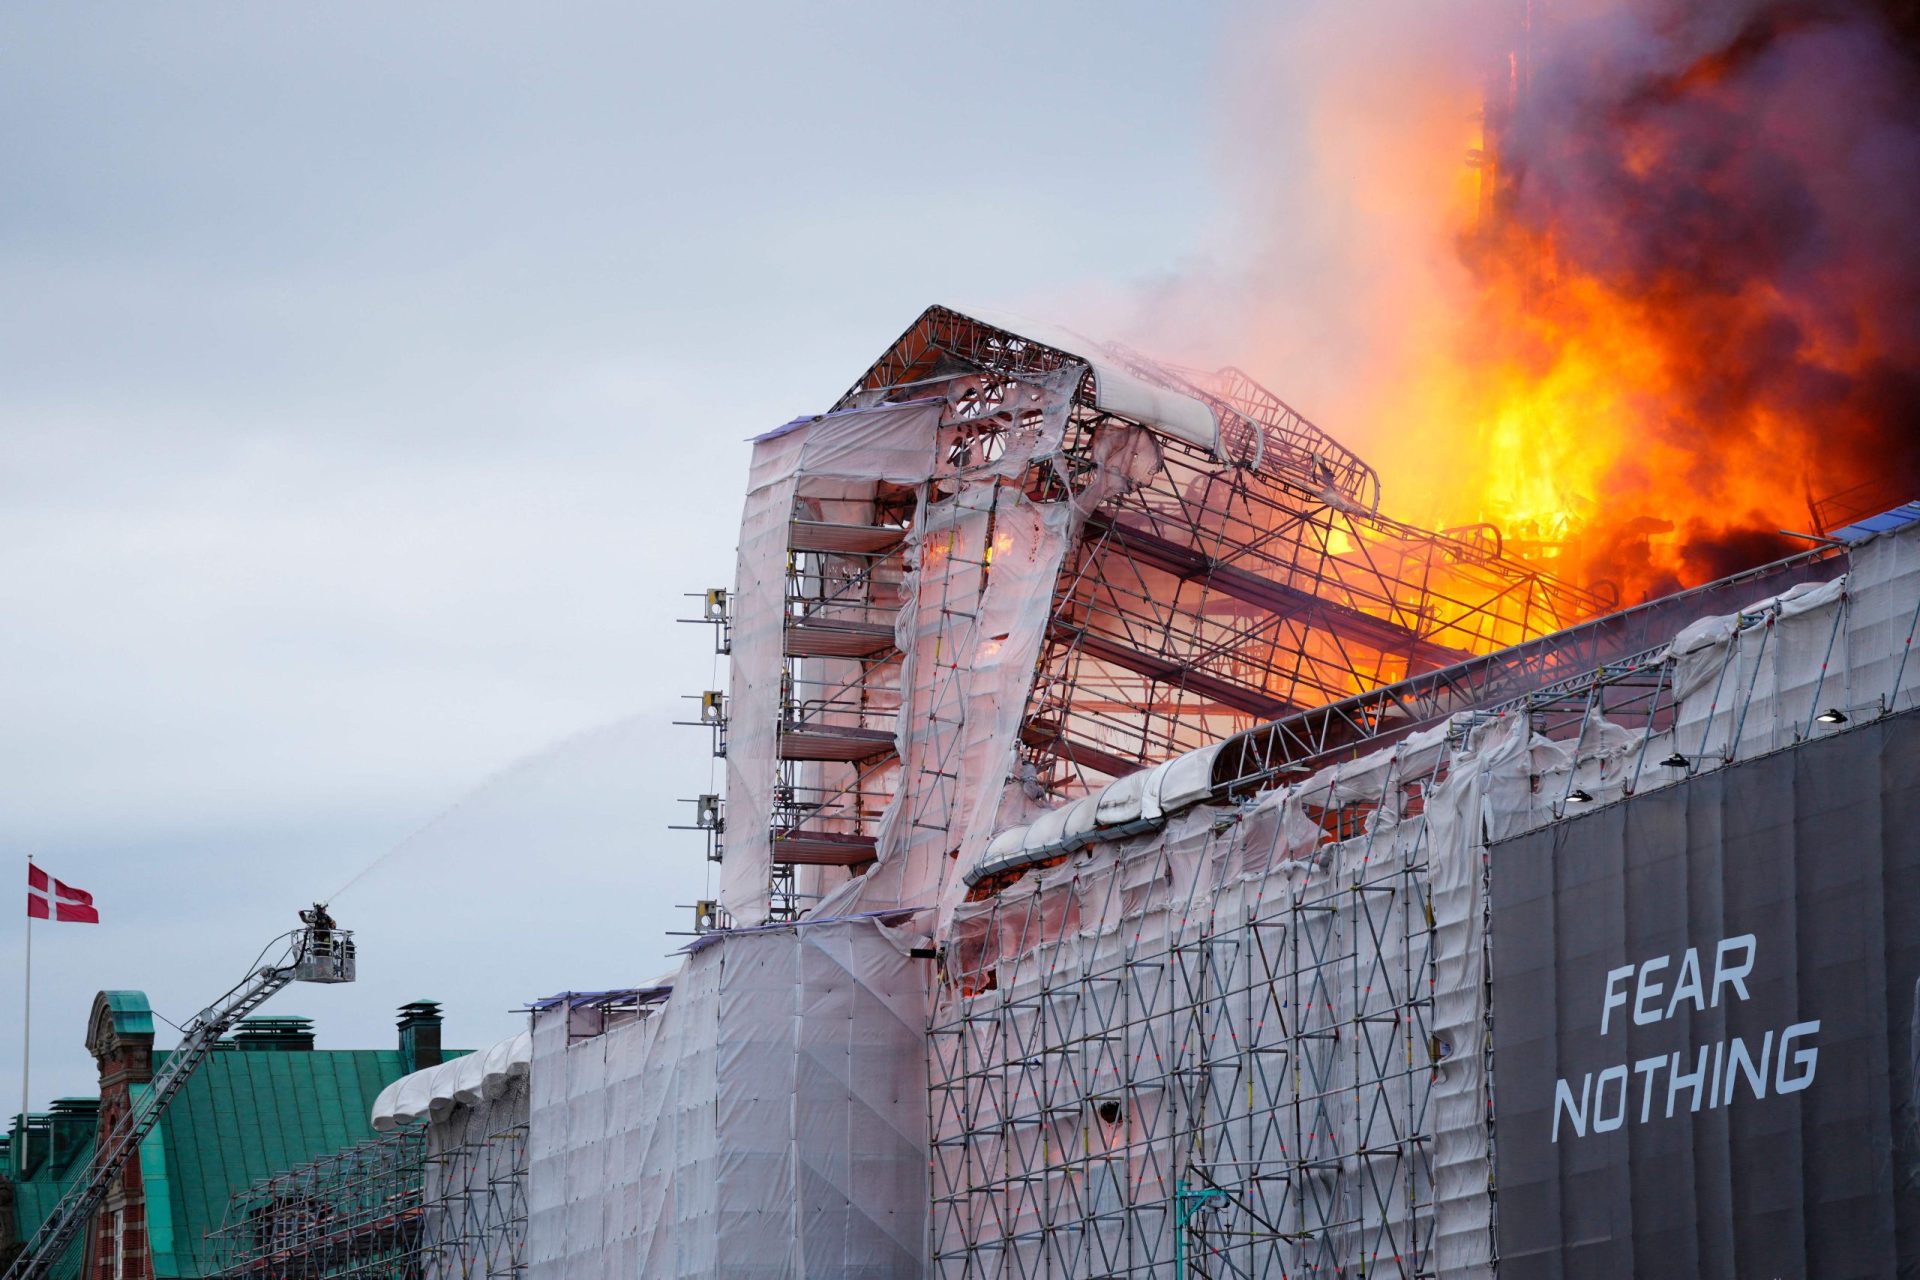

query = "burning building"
[16,6,1920,1276]
[105,290,1913,1279]
[503,304,1917,1278]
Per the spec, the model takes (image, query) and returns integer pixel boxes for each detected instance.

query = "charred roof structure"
[690,305,1644,925]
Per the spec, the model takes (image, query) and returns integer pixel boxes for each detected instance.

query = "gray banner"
[1490,709,1920,1278]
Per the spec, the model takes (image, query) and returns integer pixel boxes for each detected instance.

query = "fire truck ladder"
[1,913,357,1280]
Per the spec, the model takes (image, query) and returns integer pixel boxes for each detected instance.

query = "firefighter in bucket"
[294,902,352,981]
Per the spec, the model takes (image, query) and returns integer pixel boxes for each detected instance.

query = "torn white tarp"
[945,305,1222,456]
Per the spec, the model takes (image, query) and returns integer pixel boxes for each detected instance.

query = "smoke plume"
[1112,0,1920,601]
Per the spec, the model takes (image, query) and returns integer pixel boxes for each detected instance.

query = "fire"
[1252,1,1920,607]
[1402,252,1823,601]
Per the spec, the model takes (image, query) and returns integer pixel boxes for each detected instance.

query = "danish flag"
[27,863,98,923]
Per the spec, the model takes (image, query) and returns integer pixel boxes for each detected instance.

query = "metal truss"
[923,548,1887,1279]
[1208,545,1842,798]
[700,303,1796,922]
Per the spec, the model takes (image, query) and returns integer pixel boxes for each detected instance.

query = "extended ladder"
[2,921,355,1280]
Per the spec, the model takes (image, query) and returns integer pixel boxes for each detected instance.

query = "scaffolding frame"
[924,527,1915,1278]
[207,1117,528,1280]
[840,310,1611,802]
[930,747,1449,1278]
[423,1117,528,1280]
[207,1127,425,1280]
[1018,403,1601,795]
[1206,544,1840,798]
[690,306,1624,924]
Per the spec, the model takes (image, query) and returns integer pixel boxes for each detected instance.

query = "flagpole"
[21,855,32,1174]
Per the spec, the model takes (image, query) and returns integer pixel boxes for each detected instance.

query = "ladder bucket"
[291,930,356,984]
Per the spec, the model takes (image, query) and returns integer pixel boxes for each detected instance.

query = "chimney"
[46,1099,100,1172]
[226,1017,316,1051]
[397,1001,443,1073]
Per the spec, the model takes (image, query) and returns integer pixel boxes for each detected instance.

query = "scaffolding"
[929,736,1453,1279]
[207,1127,425,1280]
[924,512,1920,1278]
[833,308,1614,797]
[207,1111,528,1280]
[423,1110,528,1280]
[1205,543,1839,797]
[688,306,1622,928]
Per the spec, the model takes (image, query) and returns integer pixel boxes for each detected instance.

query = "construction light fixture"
[1661,752,1691,769]
[1816,707,1849,725]
[1566,789,1595,804]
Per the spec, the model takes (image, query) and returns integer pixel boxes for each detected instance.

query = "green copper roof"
[143,1047,418,1276]
[98,991,155,1039]
[6,1005,463,1279]
[5,1110,96,1280]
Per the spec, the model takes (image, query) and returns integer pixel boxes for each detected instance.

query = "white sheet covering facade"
[723,400,946,924]
[496,524,1913,1277]
[651,286,1916,1276]
[721,332,1223,931]
[932,714,1501,1277]
[526,916,930,1279]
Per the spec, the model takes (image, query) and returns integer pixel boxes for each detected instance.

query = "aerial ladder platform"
[1,907,356,1280]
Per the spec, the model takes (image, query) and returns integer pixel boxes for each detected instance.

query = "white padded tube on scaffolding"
[371,1031,534,1130]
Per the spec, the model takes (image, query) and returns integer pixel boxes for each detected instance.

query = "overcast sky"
[0,3,1284,1113]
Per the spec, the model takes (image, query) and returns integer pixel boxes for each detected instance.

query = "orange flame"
[1375,10,1920,603]
[1162,3,1920,611]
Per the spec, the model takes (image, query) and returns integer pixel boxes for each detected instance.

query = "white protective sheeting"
[1059,794,1100,841]
[1155,740,1222,811]
[921,510,1920,1277]
[722,401,944,923]
[949,306,1223,456]
[1506,520,1917,835]
[371,1032,533,1131]
[729,345,1191,930]
[932,711,1506,1276]
[852,479,1077,926]
[1093,765,1150,826]
[1425,715,1530,1279]
[527,916,930,1279]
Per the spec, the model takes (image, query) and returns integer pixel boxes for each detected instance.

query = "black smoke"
[1496,0,1920,574]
